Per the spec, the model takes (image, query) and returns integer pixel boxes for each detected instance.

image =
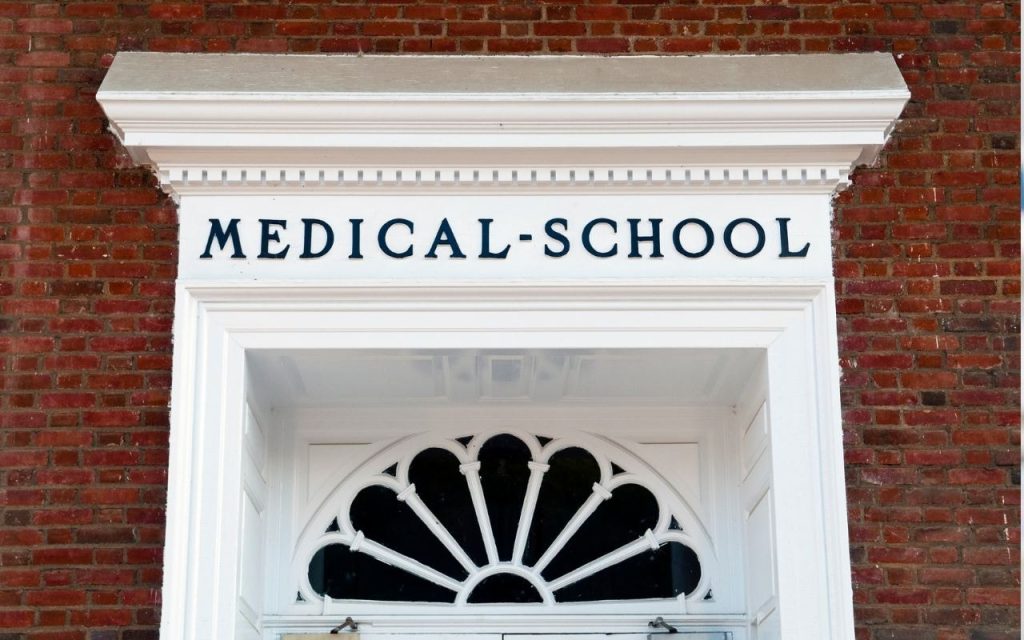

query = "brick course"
[0,2,1019,639]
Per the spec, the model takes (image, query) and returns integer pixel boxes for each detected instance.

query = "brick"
[148,4,204,20]
[576,38,630,53]
[868,547,929,564]
[39,393,95,409]
[948,469,1007,485]
[16,51,71,67]
[901,371,959,388]
[79,488,140,505]
[875,588,932,604]
[577,6,630,21]
[906,450,963,466]
[32,548,92,565]
[535,22,586,37]
[746,6,800,20]
[489,5,541,20]
[967,588,1020,606]
[26,590,86,606]
[447,22,501,37]
[15,18,73,33]
[0,611,34,627]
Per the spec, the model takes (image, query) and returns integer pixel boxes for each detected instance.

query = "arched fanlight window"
[297,431,715,606]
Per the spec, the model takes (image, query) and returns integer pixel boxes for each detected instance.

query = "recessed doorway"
[163,283,851,639]
[247,348,762,638]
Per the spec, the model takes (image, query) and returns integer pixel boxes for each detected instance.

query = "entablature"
[97,53,908,198]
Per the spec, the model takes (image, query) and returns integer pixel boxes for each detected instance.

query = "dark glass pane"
[536,436,553,446]
[325,517,340,533]
[478,434,532,561]
[351,485,468,580]
[522,447,601,566]
[541,483,659,581]
[308,544,456,603]
[553,541,701,602]
[467,573,544,604]
[409,447,488,566]
[455,436,473,447]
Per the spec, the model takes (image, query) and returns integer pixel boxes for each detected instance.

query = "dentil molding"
[97,53,909,198]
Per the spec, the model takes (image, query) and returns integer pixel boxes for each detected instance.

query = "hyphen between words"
[199,216,811,260]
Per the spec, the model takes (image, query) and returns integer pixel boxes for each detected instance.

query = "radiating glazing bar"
[531,482,612,575]
[460,461,499,564]
[353,531,463,593]
[547,529,660,592]
[399,484,479,574]
[512,461,549,565]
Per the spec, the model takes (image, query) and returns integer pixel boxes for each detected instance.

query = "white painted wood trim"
[96,53,908,198]
[96,53,909,95]
[163,281,853,640]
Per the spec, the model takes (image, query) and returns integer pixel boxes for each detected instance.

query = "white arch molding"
[95,54,909,639]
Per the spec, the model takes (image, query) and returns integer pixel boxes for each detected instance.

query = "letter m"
[200,218,246,258]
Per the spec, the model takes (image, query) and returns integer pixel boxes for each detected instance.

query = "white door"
[282,626,733,639]
[508,634,731,639]
[344,633,731,640]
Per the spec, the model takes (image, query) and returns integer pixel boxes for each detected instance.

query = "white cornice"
[96,53,908,198]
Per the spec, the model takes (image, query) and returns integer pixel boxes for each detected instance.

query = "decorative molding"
[96,53,909,200]
[178,280,832,309]
[101,95,907,152]
[159,164,853,195]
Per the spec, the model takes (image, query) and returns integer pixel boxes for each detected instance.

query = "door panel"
[505,635,651,640]
[362,636,502,640]
[506,634,731,639]
[320,635,502,640]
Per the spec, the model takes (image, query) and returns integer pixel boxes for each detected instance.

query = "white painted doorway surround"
[97,54,908,640]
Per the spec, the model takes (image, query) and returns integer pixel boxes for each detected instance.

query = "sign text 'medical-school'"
[199,216,810,261]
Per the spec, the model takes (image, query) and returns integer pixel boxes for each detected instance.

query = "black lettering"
[627,218,663,258]
[258,219,289,259]
[544,218,570,257]
[724,218,766,258]
[349,219,363,259]
[425,218,467,259]
[378,218,414,258]
[200,218,245,259]
[582,218,618,258]
[478,218,510,259]
[300,218,334,259]
[672,218,714,258]
[777,217,810,258]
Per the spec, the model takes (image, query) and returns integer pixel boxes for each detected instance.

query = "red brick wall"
[0,2,1019,639]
